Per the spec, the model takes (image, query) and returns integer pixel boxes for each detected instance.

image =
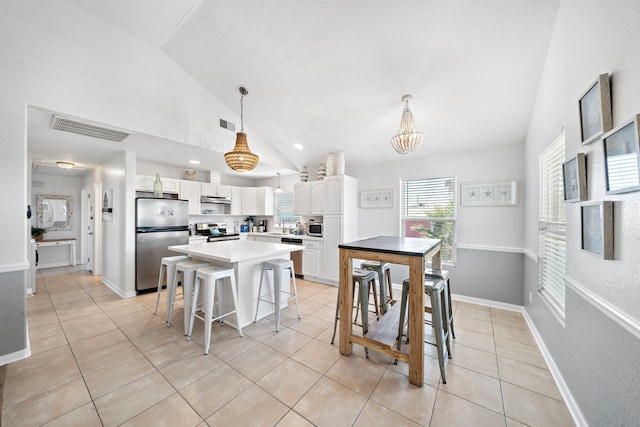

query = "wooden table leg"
[408,255,425,386]
[338,249,354,355]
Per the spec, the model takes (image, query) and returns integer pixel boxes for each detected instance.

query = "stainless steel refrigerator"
[135,197,189,293]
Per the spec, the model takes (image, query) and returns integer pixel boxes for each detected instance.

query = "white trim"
[101,277,136,299]
[0,262,29,273]
[0,329,31,365]
[457,243,523,254]
[565,275,640,341]
[523,309,588,427]
[451,293,524,312]
[523,249,538,262]
[36,261,72,269]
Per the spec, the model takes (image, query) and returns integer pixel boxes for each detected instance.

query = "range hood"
[200,195,231,204]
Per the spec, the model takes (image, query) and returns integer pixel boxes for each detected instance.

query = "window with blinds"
[275,191,299,224]
[538,133,566,315]
[401,177,456,263]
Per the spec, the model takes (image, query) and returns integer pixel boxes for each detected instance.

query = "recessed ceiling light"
[56,161,75,169]
[189,160,200,164]
[294,143,304,150]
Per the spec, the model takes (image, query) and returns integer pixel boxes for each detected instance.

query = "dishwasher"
[281,237,303,278]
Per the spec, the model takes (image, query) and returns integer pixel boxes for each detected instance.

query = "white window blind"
[401,177,456,263]
[538,133,566,314]
[275,191,298,223]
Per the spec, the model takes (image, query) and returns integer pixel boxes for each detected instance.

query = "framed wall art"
[360,189,393,208]
[562,153,587,202]
[460,181,517,206]
[581,201,613,260]
[579,73,612,145]
[603,114,640,195]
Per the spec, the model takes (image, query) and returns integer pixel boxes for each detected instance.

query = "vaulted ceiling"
[29,0,560,177]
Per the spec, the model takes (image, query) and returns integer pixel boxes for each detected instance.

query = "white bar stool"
[172,260,211,333]
[187,265,243,355]
[254,258,300,331]
[154,255,191,321]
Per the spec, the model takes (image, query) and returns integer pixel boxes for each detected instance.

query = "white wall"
[83,152,136,297]
[354,143,525,249]
[523,0,640,424]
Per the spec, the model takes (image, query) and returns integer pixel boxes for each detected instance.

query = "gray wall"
[525,257,640,425]
[0,272,28,357]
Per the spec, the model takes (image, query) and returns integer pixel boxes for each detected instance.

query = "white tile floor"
[1,266,575,426]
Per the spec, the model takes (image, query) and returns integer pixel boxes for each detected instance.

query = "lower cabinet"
[302,240,321,278]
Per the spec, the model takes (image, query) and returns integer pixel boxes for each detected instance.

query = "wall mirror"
[37,195,73,231]
[603,115,640,195]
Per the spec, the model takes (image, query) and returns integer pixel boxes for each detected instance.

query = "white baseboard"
[101,277,136,298]
[0,329,31,366]
[522,309,587,427]
[36,262,72,269]
[450,293,523,312]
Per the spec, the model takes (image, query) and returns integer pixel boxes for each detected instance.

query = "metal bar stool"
[397,277,452,383]
[254,258,300,331]
[361,261,394,314]
[154,255,191,321]
[187,265,243,355]
[425,268,455,339]
[331,268,378,358]
[173,260,211,334]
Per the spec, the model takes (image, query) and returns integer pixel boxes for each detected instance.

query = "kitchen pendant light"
[274,172,283,193]
[391,94,424,154]
[225,87,259,172]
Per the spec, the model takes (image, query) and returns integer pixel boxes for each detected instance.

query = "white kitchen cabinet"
[302,239,321,278]
[322,215,342,282]
[241,187,258,214]
[324,175,357,214]
[231,186,242,215]
[241,186,274,215]
[135,174,180,194]
[201,183,231,198]
[180,180,201,214]
[294,181,324,215]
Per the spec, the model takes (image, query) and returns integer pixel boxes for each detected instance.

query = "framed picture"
[603,114,640,195]
[579,73,612,145]
[460,181,517,206]
[581,201,613,259]
[562,153,587,202]
[360,189,393,208]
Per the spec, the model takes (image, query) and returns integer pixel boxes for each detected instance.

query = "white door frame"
[93,182,102,276]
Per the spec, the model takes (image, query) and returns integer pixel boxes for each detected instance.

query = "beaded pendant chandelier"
[391,94,424,154]
[225,87,259,172]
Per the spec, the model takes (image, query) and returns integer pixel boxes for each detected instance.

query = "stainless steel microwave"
[308,223,323,237]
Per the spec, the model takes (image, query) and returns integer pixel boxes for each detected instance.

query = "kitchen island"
[169,239,304,328]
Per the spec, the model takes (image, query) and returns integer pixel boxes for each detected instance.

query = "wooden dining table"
[338,236,442,386]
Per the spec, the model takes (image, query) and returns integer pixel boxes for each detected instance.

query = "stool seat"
[188,265,242,355]
[154,255,191,322]
[255,258,300,331]
[173,260,211,334]
[398,277,452,383]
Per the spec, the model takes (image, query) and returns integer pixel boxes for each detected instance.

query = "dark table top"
[339,236,441,257]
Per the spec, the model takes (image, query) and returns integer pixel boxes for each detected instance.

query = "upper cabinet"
[136,174,180,194]
[324,175,357,214]
[201,183,231,198]
[231,186,242,215]
[180,180,201,214]
[294,181,324,215]
[241,186,274,215]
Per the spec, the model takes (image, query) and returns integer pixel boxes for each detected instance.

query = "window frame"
[273,191,299,228]
[538,132,567,321]
[400,175,458,266]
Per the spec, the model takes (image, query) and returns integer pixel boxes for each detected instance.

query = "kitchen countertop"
[245,232,323,241]
[169,239,305,263]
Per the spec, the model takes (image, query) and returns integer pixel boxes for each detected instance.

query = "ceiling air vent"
[219,119,236,132]
[49,115,129,142]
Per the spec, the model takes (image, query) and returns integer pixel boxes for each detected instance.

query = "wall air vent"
[219,119,236,132]
[49,115,129,142]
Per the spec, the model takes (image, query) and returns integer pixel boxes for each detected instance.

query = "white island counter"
[169,240,304,328]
